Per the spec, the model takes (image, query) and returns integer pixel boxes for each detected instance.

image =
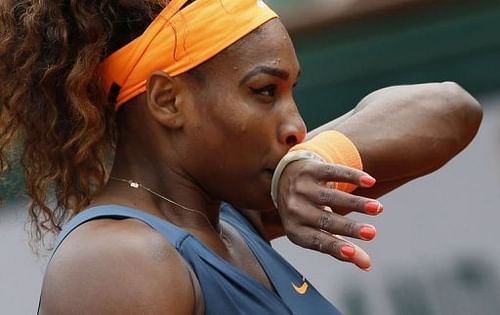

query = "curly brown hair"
[0,0,172,245]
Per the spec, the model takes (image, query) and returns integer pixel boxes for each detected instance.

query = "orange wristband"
[290,131,363,193]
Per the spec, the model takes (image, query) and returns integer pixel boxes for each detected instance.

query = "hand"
[276,159,383,271]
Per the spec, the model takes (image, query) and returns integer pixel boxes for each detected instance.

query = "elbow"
[440,81,483,151]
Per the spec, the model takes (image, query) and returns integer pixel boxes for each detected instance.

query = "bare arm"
[309,82,482,198]
[39,219,198,315]
[241,82,482,243]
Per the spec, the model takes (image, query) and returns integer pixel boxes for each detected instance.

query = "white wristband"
[270,150,325,208]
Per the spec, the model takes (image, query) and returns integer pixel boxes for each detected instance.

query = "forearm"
[251,82,482,240]
[311,82,482,189]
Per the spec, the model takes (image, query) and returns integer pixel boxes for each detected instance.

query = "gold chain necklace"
[109,176,223,237]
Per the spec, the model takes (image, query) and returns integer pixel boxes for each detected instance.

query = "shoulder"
[39,218,196,314]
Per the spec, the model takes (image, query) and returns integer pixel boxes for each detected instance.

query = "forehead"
[198,18,299,78]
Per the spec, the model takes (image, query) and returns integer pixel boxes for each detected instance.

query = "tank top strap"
[50,204,190,261]
[38,204,192,315]
[219,202,266,240]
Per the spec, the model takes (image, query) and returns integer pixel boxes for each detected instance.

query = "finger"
[335,235,372,271]
[306,207,377,241]
[306,161,376,188]
[287,227,371,270]
[313,187,384,215]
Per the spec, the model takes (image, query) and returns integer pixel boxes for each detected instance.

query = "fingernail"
[359,225,377,240]
[360,175,376,188]
[364,201,383,215]
[363,266,373,272]
[341,245,356,258]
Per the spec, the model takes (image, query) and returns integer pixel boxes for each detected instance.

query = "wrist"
[290,130,363,192]
[270,150,325,208]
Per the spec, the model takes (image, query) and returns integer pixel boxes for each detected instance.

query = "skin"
[41,18,311,314]
[241,81,483,270]
[39,16,483,315]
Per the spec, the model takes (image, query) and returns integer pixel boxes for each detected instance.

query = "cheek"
[190,90,276,174]
[205,93,268,142]
[194,119,276,209]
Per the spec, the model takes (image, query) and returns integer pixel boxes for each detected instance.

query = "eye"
[250,84,277,97]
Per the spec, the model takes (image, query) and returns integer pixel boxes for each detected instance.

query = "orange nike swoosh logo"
[292,279,309,295]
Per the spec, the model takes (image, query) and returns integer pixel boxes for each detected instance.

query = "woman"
[0,0,481,314]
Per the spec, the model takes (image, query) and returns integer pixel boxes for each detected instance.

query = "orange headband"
[100,0,278,110]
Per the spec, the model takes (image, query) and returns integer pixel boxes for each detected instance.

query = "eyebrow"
[239,66,291,86]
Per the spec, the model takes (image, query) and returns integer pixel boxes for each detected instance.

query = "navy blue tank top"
[42,203,342,315]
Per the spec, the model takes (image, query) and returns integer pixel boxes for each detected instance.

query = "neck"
[96,142,222,234]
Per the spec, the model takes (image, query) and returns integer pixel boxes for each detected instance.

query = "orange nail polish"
[341,246,355,258]
[360,175,376,187]
[360,225,376,240]
[364,201,383,214]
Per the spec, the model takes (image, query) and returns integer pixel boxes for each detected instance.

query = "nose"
[278,103,307,150]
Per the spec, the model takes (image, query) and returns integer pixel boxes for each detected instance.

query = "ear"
[146,71,185,129]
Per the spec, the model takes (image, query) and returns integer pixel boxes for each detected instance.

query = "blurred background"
[1,0,500,314]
